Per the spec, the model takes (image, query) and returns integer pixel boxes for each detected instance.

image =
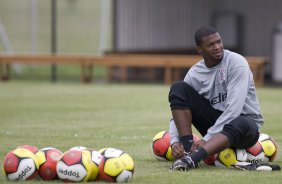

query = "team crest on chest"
[217,67,226,81]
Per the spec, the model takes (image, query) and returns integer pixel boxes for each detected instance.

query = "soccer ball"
[151,130,201,161]
[17,145,38,154]
[245,141,266,163]
[98,148,134,183]
[245,133,278,163]
[259,133,278,162]
[215,134,278,167]
[35,147,62,180]
[203,155,217,165]
[81,149,103,181]
[56,149,94,182]
[214,148,247,168]
[151,131,173,161]
[3,148,39,181]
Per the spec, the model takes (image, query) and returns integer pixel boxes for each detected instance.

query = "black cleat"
[231,162,281,171]
[170,155,197,171]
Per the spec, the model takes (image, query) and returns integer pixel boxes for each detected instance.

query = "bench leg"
[256,66,264,86]
[0,64,10,81]
[81,64,92,83]
[251,66,264,87]
[164,67,172,85]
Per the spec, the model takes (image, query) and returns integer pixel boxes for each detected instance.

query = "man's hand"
[171,142,185,159]
[191,139,206,152]
[172,140,206,159]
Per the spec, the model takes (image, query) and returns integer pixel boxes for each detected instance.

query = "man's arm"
[169,119,186,159]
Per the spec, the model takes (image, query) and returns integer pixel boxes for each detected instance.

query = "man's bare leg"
[201,133,230,156]
[172,109,192,136]
[171,109,194,155]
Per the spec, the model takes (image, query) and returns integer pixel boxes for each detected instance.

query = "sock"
[190,147,208,164]
[180,135,194,152]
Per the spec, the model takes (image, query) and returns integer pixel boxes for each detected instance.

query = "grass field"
[0,81,282,184]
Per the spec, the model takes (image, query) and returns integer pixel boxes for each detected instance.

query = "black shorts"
[168,81,259,149]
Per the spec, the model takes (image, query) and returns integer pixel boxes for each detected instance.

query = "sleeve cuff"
[170,137,180,145]
[203,134,212,141]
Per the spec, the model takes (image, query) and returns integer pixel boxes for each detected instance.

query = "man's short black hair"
[194,26,218,46]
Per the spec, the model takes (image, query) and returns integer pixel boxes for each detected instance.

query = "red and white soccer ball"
[56,149,94,182]
[3,148,39,181]
[203,155,217,165]
[245,141,265,163]
[151,130,201,161]
[259,133,278,162]
[151,131,174,161]
[35,147,62,180]
[246,133,278,163]
[98,148,135,183]
[247,133,278,162]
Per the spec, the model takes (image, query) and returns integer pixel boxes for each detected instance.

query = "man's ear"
[196,46,202,54]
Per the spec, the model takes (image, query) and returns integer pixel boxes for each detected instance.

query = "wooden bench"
[104,54,268,86]
[0,53,268,86]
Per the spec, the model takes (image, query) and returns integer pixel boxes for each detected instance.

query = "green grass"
[0,81,282,184]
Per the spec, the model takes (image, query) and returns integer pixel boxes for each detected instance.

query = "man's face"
[197,33,224,62]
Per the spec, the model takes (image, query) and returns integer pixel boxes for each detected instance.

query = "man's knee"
[221,117,259,149]
[169,81,190,96]
[169,81,192,110]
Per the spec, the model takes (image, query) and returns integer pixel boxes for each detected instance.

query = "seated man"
[168,26,280,171]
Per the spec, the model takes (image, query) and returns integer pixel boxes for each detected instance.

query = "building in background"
[0,0,282,83]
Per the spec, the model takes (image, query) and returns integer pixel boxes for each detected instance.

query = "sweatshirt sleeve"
[169,118,180,145]
[203,65,251,141]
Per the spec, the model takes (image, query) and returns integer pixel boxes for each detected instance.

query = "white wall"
[114,0,282,57]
